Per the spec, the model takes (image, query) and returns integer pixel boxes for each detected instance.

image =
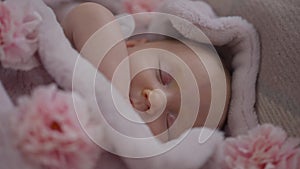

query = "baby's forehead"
[129,38,225,80]
[155,39,216,60]
[160,40,218,71]
[174,40,216,58]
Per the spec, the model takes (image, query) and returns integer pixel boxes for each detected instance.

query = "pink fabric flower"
[0,1,41,70]
[222,124,300,169]
[122,0,166,32]
[123,0,166,13]
[13,84,99,169]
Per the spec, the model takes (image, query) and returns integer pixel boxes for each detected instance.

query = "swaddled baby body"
[62,2,231,141]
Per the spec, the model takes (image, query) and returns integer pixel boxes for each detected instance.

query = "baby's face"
[127,39,230,141]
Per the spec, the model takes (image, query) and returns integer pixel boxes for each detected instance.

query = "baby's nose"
[142,89,167,115]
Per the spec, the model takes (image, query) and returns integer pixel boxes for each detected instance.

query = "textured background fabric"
[0,65,54,103]
[204,0,300,136]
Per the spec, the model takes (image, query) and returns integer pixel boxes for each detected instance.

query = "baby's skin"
[62,2,230,141]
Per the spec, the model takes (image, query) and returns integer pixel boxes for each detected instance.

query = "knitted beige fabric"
[204,0,300,137]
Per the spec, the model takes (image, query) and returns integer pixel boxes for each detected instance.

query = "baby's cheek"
[192,113,207,128]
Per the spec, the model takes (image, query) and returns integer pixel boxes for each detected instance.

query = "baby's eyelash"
[156,60,163,84]
[158,61,173,86]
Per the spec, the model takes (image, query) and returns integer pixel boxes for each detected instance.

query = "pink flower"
[0,1,41,70]
[222,124,300,169]
[122,0,166,31]
[13,84,99,169]
[123,0,166,13]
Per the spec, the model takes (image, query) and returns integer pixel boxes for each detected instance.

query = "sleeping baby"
[0,0,273,168]
[61,2,231,141]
